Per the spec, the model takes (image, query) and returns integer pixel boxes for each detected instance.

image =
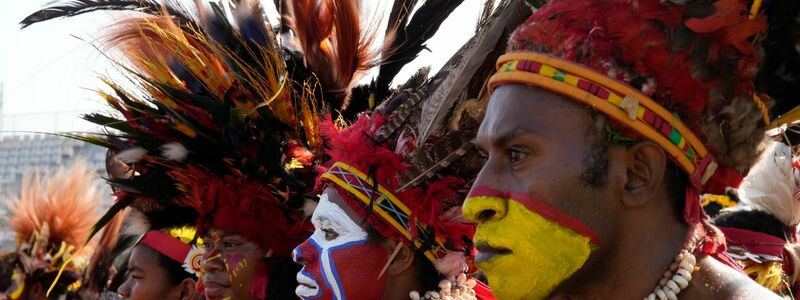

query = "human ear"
[178,278,198,300]
[384,240,416,276]
[621,141,667,208]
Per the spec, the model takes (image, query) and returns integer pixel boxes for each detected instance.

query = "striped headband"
[488,53,717,190]
[321,162,448,263]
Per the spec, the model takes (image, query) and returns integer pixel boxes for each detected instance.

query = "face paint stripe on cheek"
[312,237,345,300]
[467,185,602,246]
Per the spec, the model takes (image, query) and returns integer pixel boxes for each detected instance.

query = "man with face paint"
[294,109,493,300]
[291,1,534,299]
[461,0,799,299]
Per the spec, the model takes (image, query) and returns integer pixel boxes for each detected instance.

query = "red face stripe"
[467,186,603,246]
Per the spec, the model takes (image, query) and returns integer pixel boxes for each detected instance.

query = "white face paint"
[292,188,390,300]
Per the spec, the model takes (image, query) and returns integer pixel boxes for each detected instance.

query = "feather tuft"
[116,146,147,163]
[161,142,189,162]
[737,141,800,226]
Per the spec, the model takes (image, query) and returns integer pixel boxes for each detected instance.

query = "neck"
[382,264,425,300]
[561,201,690,299]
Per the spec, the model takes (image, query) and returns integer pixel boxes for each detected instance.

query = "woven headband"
[321,162,448,263]
[488,53,718,190]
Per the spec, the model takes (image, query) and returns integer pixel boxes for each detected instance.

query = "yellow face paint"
[463,186,601,300]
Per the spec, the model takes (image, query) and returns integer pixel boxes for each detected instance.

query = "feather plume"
[20,0,195,29]
[373,0,465,103]
[116,146,147,163]
[3,160,101,254]
[287,0,384,110]
[161,142,189,161]
[737,141,800,226]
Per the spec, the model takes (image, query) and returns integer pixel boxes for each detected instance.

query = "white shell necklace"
[643,237,700,300]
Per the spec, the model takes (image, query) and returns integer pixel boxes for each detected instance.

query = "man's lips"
[295,271,319,298]
[475,242,512,264]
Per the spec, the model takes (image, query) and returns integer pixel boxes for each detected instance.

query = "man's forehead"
[479,84,588,140]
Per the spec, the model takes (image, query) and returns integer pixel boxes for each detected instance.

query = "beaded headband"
[321,162,448,263]
[488,53,717,190]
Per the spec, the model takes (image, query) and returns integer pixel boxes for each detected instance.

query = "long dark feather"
[20,0,195,28]
[374,0,465,103]
[416,0,532,144]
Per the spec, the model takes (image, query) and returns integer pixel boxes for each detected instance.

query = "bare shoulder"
[680,255,781,300]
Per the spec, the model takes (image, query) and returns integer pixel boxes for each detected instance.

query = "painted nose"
[462,190,508,224]
[202,248,224,273]
[292,239,317,266]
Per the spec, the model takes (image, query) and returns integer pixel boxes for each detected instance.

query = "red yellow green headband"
[488,53,717,190]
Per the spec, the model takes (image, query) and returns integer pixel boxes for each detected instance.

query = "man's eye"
[322,229,339,241]
[475,146,489,159]
[508,148,527,164]
[223,241,240,248]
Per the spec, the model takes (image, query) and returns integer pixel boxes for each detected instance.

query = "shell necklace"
[643,237,699,300]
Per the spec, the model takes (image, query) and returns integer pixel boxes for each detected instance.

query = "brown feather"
[287,0,385,110]
[416,0,532,144]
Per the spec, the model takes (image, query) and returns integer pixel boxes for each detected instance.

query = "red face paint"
[467,186,602,245]
[292,193,390,299]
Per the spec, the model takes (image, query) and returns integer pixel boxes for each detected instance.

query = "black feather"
[20,0,195,29]
[374,0,465,103]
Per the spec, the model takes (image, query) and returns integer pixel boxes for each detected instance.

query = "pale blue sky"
[0,0,490,134]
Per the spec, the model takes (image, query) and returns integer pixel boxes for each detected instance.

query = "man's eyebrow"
[494,128,540,147]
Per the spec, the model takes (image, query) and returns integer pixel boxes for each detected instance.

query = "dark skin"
[467,84,778,299]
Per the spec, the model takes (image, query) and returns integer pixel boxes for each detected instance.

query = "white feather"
[161,142,189,162]
[738,141,800,226]
[121,209,150,237]
[116,147,147,163]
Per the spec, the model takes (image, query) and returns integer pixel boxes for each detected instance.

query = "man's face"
[463,85,619,299]
[292,188,390,300]
[118,245,183,300]
[201,229,266,300]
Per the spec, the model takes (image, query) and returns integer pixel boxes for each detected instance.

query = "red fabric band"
[140,230,191,263]
[718,226,786,258]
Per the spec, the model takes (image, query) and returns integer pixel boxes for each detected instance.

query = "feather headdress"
[20,0,472,297]
[1,161,101,296]
[318,0,532,289]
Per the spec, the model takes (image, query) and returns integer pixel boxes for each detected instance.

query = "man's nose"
[292,240,317,266]
[463,188,509,224]
[202,247,224,273]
